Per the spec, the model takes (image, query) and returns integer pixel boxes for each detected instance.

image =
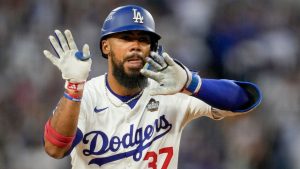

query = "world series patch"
[146,98,159,112]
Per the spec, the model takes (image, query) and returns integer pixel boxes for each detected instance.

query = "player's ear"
[102,40,110,55]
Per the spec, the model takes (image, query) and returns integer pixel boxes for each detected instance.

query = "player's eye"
[120,35,132,41]
[138,36,151,43]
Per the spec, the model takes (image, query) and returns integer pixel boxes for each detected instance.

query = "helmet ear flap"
[151,41,158,52]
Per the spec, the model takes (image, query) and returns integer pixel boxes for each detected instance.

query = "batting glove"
[140,51,201,95]
[43,30,92,91]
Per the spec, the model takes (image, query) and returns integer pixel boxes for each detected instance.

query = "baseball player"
[43,5,262,169]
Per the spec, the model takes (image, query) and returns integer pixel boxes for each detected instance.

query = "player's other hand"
[43,30,92,83]
[140,51,201,96]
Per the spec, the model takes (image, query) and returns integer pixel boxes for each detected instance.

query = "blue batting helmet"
[100,5,161,58]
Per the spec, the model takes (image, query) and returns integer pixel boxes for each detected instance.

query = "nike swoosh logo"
[94,107,108,113]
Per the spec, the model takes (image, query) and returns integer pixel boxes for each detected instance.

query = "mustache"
[124,53,146,63]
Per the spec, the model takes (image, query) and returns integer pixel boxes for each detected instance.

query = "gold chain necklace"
[104,84,144,107]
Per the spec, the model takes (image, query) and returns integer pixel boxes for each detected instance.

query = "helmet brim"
[100,25,161,58]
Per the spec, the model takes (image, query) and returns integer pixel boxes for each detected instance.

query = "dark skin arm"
[44,90,82,159]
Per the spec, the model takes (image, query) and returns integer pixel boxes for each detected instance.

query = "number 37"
[143,147,173,169]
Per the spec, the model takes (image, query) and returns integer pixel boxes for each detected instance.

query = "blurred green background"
[0,0,300,168]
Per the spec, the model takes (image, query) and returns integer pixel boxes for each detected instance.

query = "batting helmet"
[100,5,161,58]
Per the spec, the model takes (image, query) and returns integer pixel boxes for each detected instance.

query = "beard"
[110,51,148,89]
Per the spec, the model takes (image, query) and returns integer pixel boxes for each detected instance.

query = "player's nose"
[129,40,142,52]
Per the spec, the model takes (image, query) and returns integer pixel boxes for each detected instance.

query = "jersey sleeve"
[184,95,215,120]
[171,93,215,129]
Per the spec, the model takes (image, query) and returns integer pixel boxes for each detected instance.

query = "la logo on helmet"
[132,8,144,23]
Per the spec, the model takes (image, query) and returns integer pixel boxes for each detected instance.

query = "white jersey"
[70,74,237,169]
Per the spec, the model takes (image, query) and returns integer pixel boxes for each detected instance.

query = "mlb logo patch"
[146,98,159,112]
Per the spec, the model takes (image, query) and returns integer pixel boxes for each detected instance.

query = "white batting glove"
[43,30,92,91]
[140,51,202,95]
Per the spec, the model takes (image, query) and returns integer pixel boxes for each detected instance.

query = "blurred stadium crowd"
[0,0,300,168]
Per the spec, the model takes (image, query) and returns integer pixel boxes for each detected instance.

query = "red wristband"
[65,81,85,92]
[44,119,75,148]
